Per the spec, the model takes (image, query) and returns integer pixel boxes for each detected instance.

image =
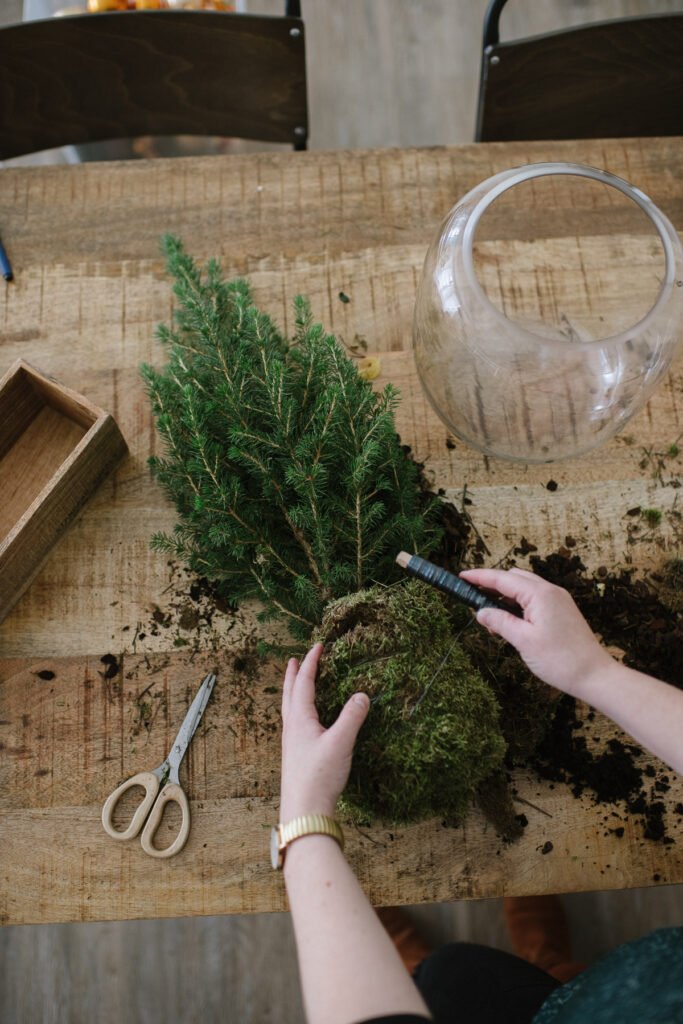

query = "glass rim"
[461,161,680,347]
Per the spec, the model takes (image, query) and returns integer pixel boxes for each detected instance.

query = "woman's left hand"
[279,643,370,823]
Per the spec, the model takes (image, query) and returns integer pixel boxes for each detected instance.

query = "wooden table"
[2,138,683,927]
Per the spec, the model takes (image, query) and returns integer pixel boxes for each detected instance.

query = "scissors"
[101,672,216,859]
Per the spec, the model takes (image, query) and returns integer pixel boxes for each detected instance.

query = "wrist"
[570,648,616,701]
[279,797,338,823]
[282,830,345,876]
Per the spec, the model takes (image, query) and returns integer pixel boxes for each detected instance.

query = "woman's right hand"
[459,567,613,698]
[279,643,369,824]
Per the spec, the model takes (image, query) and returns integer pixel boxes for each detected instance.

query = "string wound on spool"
[395,552,523,618]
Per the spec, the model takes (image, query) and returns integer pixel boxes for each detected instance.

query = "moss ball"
[314,579,507,823]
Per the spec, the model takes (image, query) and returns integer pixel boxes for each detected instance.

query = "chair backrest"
[475,1,683,142]
[0,8,308,159]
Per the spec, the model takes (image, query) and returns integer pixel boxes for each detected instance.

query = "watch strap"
[276,813,344,868]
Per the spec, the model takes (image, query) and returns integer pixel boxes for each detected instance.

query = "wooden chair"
[0,4,308,159]
[475,0,683,142]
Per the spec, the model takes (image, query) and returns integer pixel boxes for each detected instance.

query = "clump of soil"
[520,549,683,845]
[314,579,508,826]
[414,458,683,845]
[99,653,120,680]
[421,486,561,763]
[529,550,683,688]
[476,770,526,838]
[463,632,561,763]
[530,695,677,844]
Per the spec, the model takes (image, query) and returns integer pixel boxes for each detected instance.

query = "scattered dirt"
[112,559,285,752]
[99,654,120,680]
[417,458,683,846]
[524,550,683,847]
[461,535,680,844]
[118,560,259,658]
[529,551,683,688]
[121,446,683,845]
[130,676,168,739]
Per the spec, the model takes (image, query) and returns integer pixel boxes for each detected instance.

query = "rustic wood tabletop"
[1,137,683,926]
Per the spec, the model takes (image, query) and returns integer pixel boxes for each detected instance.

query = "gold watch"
[270,813,344,869]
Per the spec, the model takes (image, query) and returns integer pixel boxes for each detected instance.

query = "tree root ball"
[313,580,507,823]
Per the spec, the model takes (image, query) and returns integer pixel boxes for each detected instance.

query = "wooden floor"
[2,0,683,1021]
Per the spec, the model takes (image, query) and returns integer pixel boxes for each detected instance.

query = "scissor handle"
[140,782,191,859]
[101,771,159,842]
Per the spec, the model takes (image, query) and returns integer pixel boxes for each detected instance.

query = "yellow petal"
[358,356,381,381]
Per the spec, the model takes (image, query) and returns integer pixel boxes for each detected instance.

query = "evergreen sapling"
[142,238,517,829]
[142,236,442,640]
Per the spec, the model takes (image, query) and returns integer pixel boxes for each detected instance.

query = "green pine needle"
[143,236,441,638]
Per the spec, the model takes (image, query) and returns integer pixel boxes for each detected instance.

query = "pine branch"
[143,236,442,637]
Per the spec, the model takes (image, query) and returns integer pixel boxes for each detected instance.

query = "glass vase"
[413,162,683,463]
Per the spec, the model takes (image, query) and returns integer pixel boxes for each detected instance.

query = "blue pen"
[0,234,13,282]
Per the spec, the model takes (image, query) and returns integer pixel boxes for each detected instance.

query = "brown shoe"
[376,906,432,975]
[504,895,586,983]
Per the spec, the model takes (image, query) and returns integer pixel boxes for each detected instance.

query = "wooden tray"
[0,359,127,623]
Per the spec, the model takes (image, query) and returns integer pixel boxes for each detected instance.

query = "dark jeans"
[413,943,560,1024]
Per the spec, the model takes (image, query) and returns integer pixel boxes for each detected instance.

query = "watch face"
[270,826,281,870]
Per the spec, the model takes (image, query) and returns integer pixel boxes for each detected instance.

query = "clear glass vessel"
[413,162,683,463]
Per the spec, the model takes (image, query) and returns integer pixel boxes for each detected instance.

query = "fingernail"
[353,693,369,707]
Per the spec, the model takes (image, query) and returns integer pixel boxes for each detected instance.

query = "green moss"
[642,508,662,527]
[314,580,507,824]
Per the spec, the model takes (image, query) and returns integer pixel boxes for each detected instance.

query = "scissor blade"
[167,673,216,774]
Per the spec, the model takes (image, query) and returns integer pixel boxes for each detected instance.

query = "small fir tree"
[142,236,441,639]
[142,238,529,831]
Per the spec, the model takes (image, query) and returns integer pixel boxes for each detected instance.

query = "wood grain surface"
[1,137,683,925]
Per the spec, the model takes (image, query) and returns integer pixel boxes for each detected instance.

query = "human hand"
[459,567,613,698]
[279,643,370,823]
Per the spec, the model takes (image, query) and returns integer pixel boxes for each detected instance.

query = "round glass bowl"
[413,162,683,463]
